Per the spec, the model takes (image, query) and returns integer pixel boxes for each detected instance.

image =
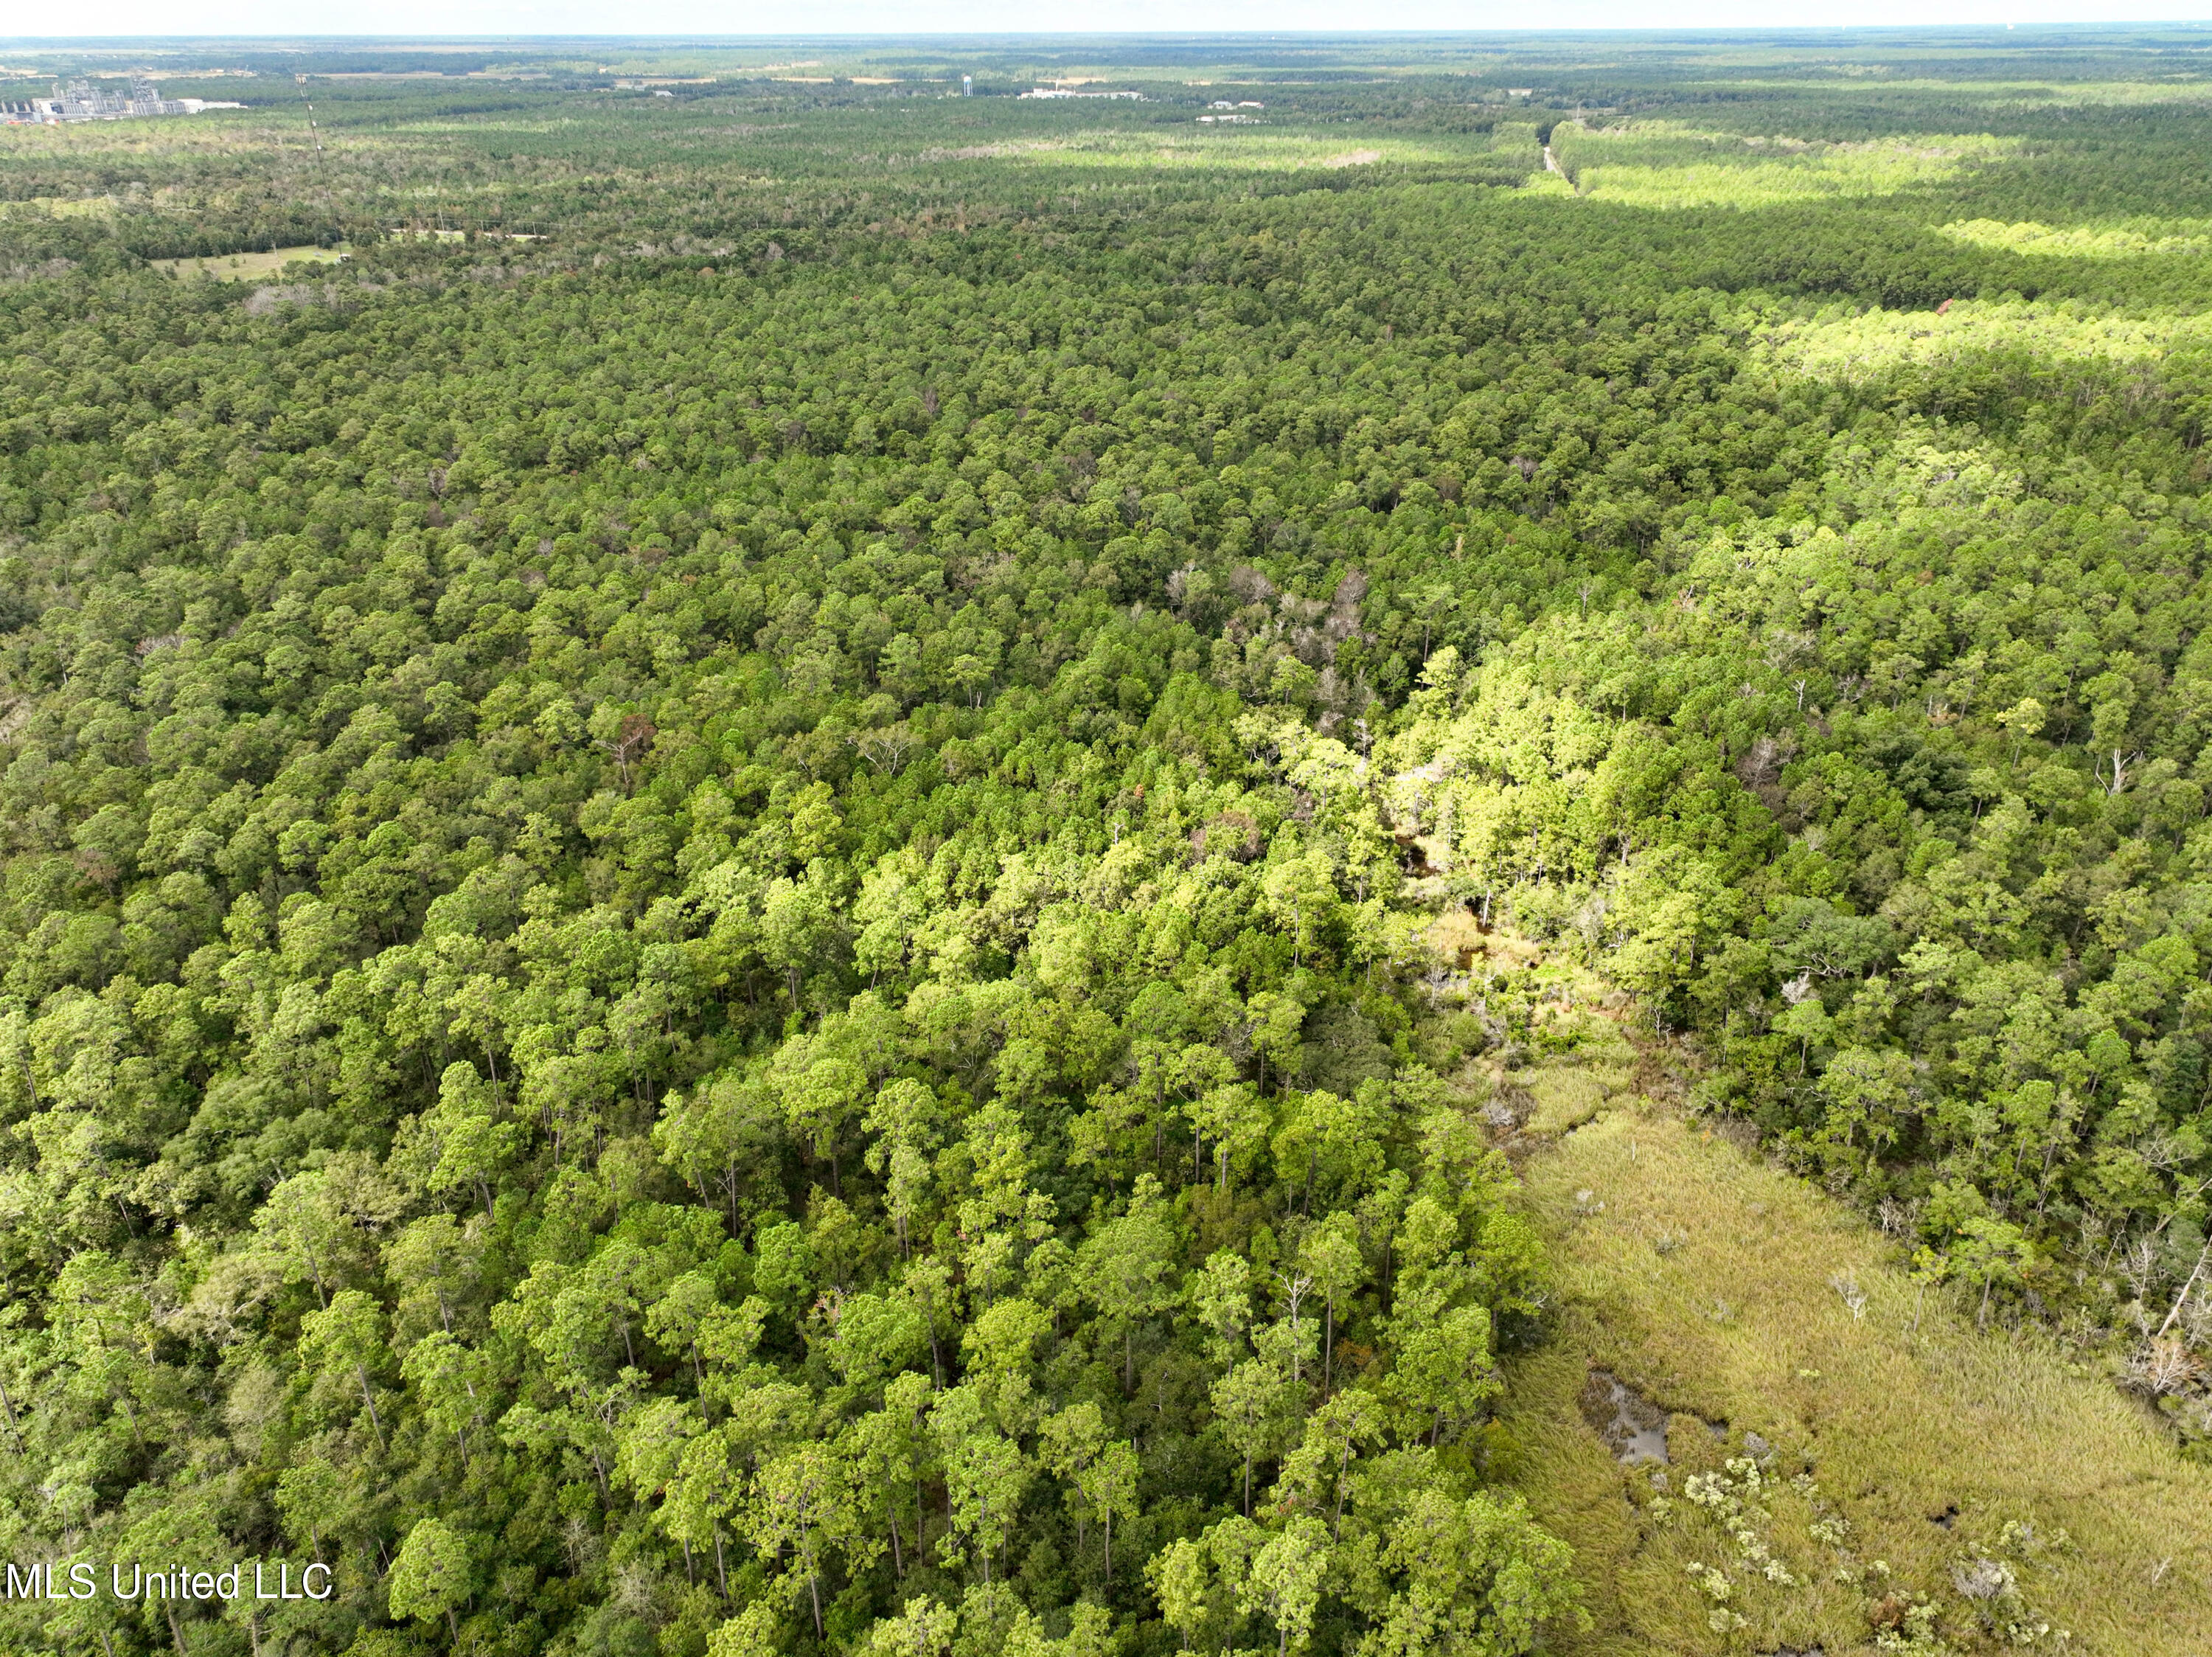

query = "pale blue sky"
[13,2,2212,38]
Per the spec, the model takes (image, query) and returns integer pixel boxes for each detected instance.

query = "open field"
[150,243,349,279]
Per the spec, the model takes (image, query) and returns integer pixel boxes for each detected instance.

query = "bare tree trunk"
[2157,1239,2212,1338]
[355,1363,386,1449]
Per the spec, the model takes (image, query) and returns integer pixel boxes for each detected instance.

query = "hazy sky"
[15,1,2212,38]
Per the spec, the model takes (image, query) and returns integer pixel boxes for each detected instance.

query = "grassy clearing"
[1493,1000,2212,1655]
[152,244,349,280]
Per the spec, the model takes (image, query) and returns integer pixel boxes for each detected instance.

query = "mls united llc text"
[4,1562,335,1602]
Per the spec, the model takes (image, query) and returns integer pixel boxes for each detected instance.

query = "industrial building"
[1,76,243,124]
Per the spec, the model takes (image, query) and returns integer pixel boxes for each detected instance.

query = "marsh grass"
[1497,1034,2212,1653]
[1519,1066,1611,1136]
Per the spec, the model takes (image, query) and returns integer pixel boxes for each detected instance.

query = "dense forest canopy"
[2,26,2212,1657]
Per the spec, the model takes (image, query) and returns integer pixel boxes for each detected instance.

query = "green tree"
[1302,1215,1367,1394]
[1361,1488,1587,1657]
[745,1441,860,1639]
[1245,1518,1332,1657]
[1077,1174,1180,1393]
[297,1290,390,1450]
[1385,1303,1499,1448]
[1211,1359,1297,1518]
[933,1385,1029,1585]
[387,1517,475,1645]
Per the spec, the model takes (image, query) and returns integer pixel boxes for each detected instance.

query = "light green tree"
[744,1440,860,1639]
[933,1384,1029,1585]
[863,1077,943,1257]
[1385,1302,1498,1448]
[708,1602,782,1657]
[1077,1174,1180,1392]
[1301,1215,1366,1393]
[1244,1517,1332,1657]
[1211,1358,1297,1517]
[400,1330,488,1459]
[1262,848,1339,970]
[1362,1487,1587,1657]
[387,1516,474,1645]
[298,1289,389,1450]
[868,1595,957,1657]
[1041,1402,1141,1582]
[857,1370,936,1576]
[1275,1386,1387,1541]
